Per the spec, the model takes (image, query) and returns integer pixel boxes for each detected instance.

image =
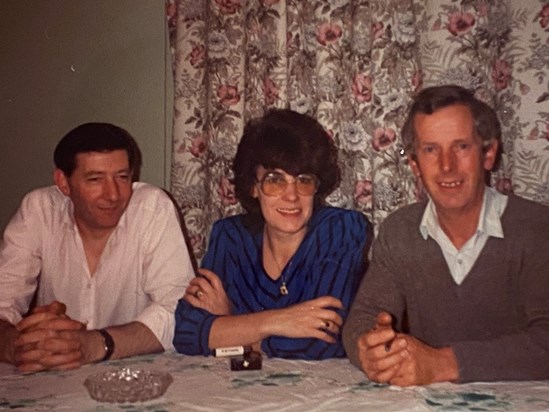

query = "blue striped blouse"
[173,207,370,359]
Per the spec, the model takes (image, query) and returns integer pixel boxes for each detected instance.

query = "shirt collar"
[419,186,507,240]
[56,186,77,230]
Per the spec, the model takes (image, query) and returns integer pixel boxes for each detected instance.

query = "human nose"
[103,178,120,201]
[281,179,299,199]
[439,148,456,172]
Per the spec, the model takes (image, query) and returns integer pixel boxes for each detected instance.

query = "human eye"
[263,172,285,184]
[421,145,438,155]
[454,142,471,151]
[297,174,317,186]
[86,175,101,183]
[117,173,131,182]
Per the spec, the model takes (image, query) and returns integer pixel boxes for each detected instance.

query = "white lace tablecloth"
[1,352,549,411]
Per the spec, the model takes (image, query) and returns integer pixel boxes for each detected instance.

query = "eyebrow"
[419,137,475,145]
[83,168,131,176]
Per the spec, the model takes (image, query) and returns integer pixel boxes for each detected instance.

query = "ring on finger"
[322,320,330,329]
[195,290,204,298]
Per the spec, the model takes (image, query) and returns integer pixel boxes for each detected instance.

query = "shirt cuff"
[0,307,23,326]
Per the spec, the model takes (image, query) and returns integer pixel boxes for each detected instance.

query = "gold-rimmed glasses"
[257,171,319,196]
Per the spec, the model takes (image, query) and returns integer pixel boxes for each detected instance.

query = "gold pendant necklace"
[265,232,289,296]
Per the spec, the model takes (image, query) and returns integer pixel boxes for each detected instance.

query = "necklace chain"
[265,233,289,296]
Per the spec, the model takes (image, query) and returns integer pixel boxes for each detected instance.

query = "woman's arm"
[208,296,343,349]
[173,292,343,355]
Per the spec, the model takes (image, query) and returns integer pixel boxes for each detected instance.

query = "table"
[2,352,549,411]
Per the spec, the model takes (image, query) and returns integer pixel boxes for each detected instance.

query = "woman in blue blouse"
[174,109,371,359]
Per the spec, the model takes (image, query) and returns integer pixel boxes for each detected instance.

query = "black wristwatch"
[98,329,115,361]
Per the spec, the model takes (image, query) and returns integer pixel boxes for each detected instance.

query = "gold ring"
[195,290,204,298]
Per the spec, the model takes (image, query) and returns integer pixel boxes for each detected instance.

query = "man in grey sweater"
[343,85,549,385]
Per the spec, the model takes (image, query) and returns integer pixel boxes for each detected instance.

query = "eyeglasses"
[257,172,319,196]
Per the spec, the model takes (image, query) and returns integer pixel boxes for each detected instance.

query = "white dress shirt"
[419,186,508,285]
[0,182,194,349]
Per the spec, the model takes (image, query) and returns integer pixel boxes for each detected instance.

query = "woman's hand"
[184,269,231,316]
[263,296,344,343]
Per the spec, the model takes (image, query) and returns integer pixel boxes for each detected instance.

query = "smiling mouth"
[277,208,300,214]
[439,181,462,188]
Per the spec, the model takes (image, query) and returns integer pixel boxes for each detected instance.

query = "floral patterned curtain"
[167,0,549,262]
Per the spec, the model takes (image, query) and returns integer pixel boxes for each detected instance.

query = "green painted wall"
[0,0,171,233]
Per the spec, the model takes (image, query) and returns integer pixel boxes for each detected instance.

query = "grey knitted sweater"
[343,194,549,382]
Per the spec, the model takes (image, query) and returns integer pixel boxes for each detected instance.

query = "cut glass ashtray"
[84,367,173,403]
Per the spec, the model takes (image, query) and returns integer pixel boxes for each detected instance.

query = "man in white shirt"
[0,123,194,372]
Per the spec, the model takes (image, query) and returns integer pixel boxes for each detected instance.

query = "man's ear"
[251,183,259,199]
[482,138,499,171]
[54,169,70,196]
[408,153,421,178]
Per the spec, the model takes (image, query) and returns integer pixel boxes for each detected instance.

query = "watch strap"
[98,329,115,361]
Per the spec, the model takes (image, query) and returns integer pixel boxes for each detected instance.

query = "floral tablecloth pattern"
[1,353,549,411]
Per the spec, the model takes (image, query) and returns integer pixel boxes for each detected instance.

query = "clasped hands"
[357,312,459,386]
[13,301,86,372]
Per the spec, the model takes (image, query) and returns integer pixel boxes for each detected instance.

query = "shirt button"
[457,259,463,264]
[87,283,92,289]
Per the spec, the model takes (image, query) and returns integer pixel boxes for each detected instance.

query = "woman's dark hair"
[53,122,142,181]
[233,109,340,230]
[401,85,502,168]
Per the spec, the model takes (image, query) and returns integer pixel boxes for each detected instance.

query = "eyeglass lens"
[260,172,318,196]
